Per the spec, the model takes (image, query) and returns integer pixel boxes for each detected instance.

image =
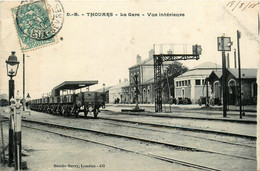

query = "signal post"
[217,35,233,118]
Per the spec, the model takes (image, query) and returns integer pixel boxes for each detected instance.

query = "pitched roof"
[129,58,153,69]
[209,68,257,79]
[192,62,221,70]
[229,68,257,79]
[177,62,221,78]
[213,70,222,78]
[179,69,220,77]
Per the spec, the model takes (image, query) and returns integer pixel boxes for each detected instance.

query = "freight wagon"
[29,81,105,118]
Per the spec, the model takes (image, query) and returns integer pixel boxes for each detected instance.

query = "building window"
[195,79,201,85]
[188,80,190,86]
[176,82,178,87]
[182,81,184,86]
[184,80,187,86]
[202,79,205,85]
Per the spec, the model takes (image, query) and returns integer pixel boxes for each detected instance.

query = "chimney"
[136,54,141,64]
[149,49,155,59]
[167,49,173,54]
[227,53,230,69]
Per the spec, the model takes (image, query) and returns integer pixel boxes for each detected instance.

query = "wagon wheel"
[61,108,66,116]
[49,106,53,114]
[59,106,63,116]
[62,106,68,117]
[67,106,74,117]
[65,107,70,117]
[93,108,98,118]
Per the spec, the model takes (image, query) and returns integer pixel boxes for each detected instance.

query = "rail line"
[22,122,221,171]
[101,121,255,149]
[21,118,256,161]
[88,116,256,140]
[104,110,257,124]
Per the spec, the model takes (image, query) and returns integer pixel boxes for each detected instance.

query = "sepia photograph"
[0,0,259,170]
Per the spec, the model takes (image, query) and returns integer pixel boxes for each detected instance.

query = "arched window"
[228,79,236,87]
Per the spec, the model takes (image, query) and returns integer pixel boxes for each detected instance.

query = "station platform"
[103,104,257,123]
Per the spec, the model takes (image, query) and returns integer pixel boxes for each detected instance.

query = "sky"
[0,0,259,99]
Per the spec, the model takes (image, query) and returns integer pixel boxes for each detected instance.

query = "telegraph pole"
[23,54,25,111]
[237,30,242,119]
[222,36,227,117]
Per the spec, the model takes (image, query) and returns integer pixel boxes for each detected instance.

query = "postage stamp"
[11,0,64,52]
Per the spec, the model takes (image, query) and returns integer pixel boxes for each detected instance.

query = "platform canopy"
[53,81,98,91]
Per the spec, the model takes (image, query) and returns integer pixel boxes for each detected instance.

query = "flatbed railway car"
[29,81,105,118]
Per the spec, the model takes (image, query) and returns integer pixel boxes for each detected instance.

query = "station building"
[122,51,155,104]
[208,68,257,105]
[174,62,221,103]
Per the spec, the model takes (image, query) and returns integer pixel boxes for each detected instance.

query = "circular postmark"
[16,0,64,41]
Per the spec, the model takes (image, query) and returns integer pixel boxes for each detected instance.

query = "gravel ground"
[0,123,187,171]
[100,110,256,137]
[0,107,257,171]
[21,121,256,171]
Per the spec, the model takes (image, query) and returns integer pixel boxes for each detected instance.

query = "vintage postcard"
[0,0,259,170]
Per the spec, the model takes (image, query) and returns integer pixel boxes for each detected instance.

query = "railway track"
[21,120,221,171]
[101,121,255,149]
[96,116,256,140]
[104,110,257,124]
[21,118,256,162]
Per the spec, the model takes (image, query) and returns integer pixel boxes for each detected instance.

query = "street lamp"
[6,51,20,104]
[6,51,19,167]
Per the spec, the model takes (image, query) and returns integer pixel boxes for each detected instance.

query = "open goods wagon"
[29,81,105,118]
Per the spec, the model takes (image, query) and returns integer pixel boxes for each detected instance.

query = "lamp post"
[6,51,20,104]
[6,51,19,167]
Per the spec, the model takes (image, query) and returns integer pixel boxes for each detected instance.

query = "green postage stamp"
[11,0,64,52]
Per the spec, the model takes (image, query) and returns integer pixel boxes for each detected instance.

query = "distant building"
[109,79,129,104]
[174,62,221,103]
[0,94,8,100]
[122,51,155,104]
[208,68,257,105]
